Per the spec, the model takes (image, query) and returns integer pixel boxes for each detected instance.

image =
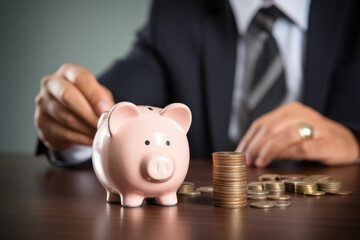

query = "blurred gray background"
[0,0,150,153]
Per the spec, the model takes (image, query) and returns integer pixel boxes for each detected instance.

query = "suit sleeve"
[98,0,169,106]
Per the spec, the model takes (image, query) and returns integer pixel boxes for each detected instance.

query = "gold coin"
[213,151,246,156]
[303,175,332,181]
[213,192,247,197]
[248,195,268,200]
[213,198,247,203]
[247,190,270,195]
[213,182,247,188]
[325,190,353,196]
[196,186,213,194]
[250,201,274,209]
[259,174,280,181]
[181,181,194,186]
[303,191,326,196]
[178,181,195,193]
[316,180,341,185]
[214,203,247,208]
[279,174,306,180]
[271,201,291,207]
[213,188,247,193]
[267,195,291,200]
[179,190,201,196]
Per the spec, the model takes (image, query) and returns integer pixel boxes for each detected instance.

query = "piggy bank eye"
[145,140,150,145]
[166,140,170,146]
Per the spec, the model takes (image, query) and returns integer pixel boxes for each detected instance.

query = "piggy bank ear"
[107,102,141,136]
[160,103,192,133]
[97,112,109,129]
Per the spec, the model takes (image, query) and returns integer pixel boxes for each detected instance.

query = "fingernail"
[96,100,112,115]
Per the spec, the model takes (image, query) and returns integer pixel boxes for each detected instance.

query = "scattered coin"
[196,186,213,194]
[259,174,280,181]
[279,174,306,180]
[271,201,291,207]
[263,181,286,193]
[210,161,351,209]
[250,201,275,209]
[303,175,332,182]
[267,195,291,200]
[247,190,270,195]
[180,191,201,196]
[316,180,342,192]
[296,182,318,194]
[304,191,326,196]
[282,180,305,193]
[178,182,195,194]
[325,190,353,196]
[248,195,268,200]
[247,181,263,191]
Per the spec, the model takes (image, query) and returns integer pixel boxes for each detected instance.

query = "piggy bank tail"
[97,112,109,129]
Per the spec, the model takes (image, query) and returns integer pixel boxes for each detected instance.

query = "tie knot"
[253,6,283,32]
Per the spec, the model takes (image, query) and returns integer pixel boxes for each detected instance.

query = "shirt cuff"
[48,145,92,167]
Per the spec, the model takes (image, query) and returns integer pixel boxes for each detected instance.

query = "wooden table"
[0,153,359,240]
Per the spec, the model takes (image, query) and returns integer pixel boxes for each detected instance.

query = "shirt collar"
[229,0,311,34]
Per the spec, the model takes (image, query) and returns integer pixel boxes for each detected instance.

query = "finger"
[254,125,304,168]
[237,110,279,154]
[45,74,99,127]
[35,107,74,150]
[242,124,273,166]
[35,108,93,150]
[237,119,261,153]
[59,64,114,115]
[278,139,321,161]
[38,88,96,137]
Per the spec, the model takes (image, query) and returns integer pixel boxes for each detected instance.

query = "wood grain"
[0,153,359,239]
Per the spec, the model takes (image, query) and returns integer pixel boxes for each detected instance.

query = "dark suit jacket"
[38,0,360,165]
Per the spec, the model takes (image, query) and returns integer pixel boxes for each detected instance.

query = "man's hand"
[237,102,359,167]
[34,63,115,151]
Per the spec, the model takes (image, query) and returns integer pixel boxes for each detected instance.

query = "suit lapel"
[304,0,352,113]
[202,0,238,151]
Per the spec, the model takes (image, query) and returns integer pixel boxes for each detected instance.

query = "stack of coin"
[303,175,332,182]
[212,152,247,208]
[247,182,263,191]
[279,174,306,180]
[317,180,342,192]
[259,174,280,181]
[263,181,285,194]
[178,182,195,194]
[295,182,318,194]
[196,186,213,194]
[283,179,305,193]
[247,189,270,200]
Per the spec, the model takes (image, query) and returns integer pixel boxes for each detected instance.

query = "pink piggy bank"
[92,102,192,207]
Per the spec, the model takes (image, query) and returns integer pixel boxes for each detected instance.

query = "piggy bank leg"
[121,193,144,207]
[106,191,120,203]
[156,192,178,206]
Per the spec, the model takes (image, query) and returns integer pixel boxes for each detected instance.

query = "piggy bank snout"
[143,156,175,182]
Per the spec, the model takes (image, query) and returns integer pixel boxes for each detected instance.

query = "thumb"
[61,64,115,116]
[94,85,115,116]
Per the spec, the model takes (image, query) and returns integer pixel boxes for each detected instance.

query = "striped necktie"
[240,6,287,134]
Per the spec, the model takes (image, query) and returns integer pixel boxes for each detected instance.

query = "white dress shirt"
[228,0,311,144]
[51,0,312,165]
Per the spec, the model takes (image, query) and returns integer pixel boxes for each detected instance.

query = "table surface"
[0,153,359,240]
